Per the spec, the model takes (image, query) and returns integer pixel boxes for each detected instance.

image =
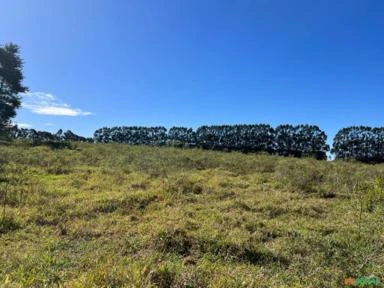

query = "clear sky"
[1,0,383,145]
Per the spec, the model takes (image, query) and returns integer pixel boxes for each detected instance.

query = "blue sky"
[1,0,384,144]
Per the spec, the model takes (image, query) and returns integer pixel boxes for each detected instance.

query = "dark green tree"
[168,127,196,147]
[0,43,28,133]
[195,124,275,153]
[275,124,329,160]
[93,126,168,146]
[332,126,384,163]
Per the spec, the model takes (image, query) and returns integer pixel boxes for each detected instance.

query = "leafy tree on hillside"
[12,128,55,143]
[93,126,168,146]
[295,125,329,160]
[237,124,275,153]
[12,127,38,141]
[56,129,88,142]
[0,43,28,134]
[332,126,384,163]
[12,127,91,145]
[195,124,275,153]
[93,127,112,143]
[167,127,196,147]
[275,125,328,159]
[274,125,297,156]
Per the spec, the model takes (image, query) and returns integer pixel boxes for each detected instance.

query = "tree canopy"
[12,128,91,144]
[195,124,275,153]
[332,126,384,163]
[0,43,27,132]
[93,126,168,146]
[275,125,329,160]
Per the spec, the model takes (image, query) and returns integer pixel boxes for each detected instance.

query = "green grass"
[0,142,383,287]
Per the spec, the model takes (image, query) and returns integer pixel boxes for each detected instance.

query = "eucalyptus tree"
[93,126,168,146]
[167,127,196,147]
[275,124,328,159]
[332,126,384,163]
[195,124,275,153]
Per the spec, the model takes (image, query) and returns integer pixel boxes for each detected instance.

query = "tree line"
[11,128,92,144]
[93,124,329,160]
[2,43,384,163]
[12,124,384,163]
[8,124,384,163]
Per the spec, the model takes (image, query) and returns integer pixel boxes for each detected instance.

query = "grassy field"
[0,142,383,287]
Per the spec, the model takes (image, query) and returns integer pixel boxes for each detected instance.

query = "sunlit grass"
[0,142,383,287]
